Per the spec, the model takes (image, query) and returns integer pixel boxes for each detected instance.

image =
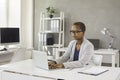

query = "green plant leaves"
[46,7,56,14]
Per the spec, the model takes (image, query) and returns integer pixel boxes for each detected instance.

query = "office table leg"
[112,55,115,67]
[55,50,60,59]
[117,52,119,67]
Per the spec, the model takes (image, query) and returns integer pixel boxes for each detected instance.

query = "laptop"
[32,50,54,70]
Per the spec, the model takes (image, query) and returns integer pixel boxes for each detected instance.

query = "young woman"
[49,22,94,69]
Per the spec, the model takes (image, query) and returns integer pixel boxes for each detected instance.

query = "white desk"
[94,49,119,67]
[0,49,15,65]
[0,59,120,80]
[56,48,119,67]
[0,50,14,55]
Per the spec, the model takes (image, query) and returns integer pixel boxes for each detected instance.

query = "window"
[0,0,7,27]
[0,0,20,28]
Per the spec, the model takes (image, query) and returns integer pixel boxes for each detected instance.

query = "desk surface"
[0,59,120,80]
[94,49,119,55]
[57,48,119,54]
[0,49,16,55]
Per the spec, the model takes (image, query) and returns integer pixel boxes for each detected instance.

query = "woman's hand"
[49,63,64,69]
[48,61,56,66]
[48,61,64,69]
[48,61,56,69]
[53,64,64,68]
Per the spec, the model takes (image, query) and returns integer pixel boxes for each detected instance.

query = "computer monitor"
[88,39,100,50]
[0,28,20,50]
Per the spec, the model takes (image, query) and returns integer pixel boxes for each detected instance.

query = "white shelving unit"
[38,12,64,58]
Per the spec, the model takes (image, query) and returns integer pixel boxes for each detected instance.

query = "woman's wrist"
[61,64,65,68]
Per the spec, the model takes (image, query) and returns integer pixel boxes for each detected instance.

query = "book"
[78,66,109,76]
[51,20,54,31]
[51,20,59,32]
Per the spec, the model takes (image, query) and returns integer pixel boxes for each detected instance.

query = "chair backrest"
[10,48,26,63]
[93,55,103,66]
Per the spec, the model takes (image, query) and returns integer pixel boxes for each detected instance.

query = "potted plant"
[46,7,56,18]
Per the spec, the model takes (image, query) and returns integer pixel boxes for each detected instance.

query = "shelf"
[44,44,64,48]
[39,31,64,33]
[38,12,64,56]
[41,17,62,20]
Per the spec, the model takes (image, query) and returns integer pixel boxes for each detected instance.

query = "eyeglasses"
[70,30,82,34]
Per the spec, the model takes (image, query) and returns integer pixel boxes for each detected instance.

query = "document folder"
[78,66,109,76]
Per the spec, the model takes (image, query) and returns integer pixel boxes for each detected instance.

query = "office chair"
[93,55,103,66]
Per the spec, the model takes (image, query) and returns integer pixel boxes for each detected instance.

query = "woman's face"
[70,25,84,40]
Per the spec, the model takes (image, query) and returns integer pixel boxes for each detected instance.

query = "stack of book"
[51,20,60,32]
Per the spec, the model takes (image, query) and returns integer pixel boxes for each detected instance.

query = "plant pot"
[49,14,53,18]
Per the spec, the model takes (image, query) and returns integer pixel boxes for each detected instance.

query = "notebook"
[78,66,109,76]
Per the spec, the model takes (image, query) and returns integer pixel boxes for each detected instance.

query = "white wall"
[20,0,33,49]
[34,0,120,50]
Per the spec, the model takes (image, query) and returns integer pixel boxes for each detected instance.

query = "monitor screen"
[0,28,20,43]
[88,39,100,50]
